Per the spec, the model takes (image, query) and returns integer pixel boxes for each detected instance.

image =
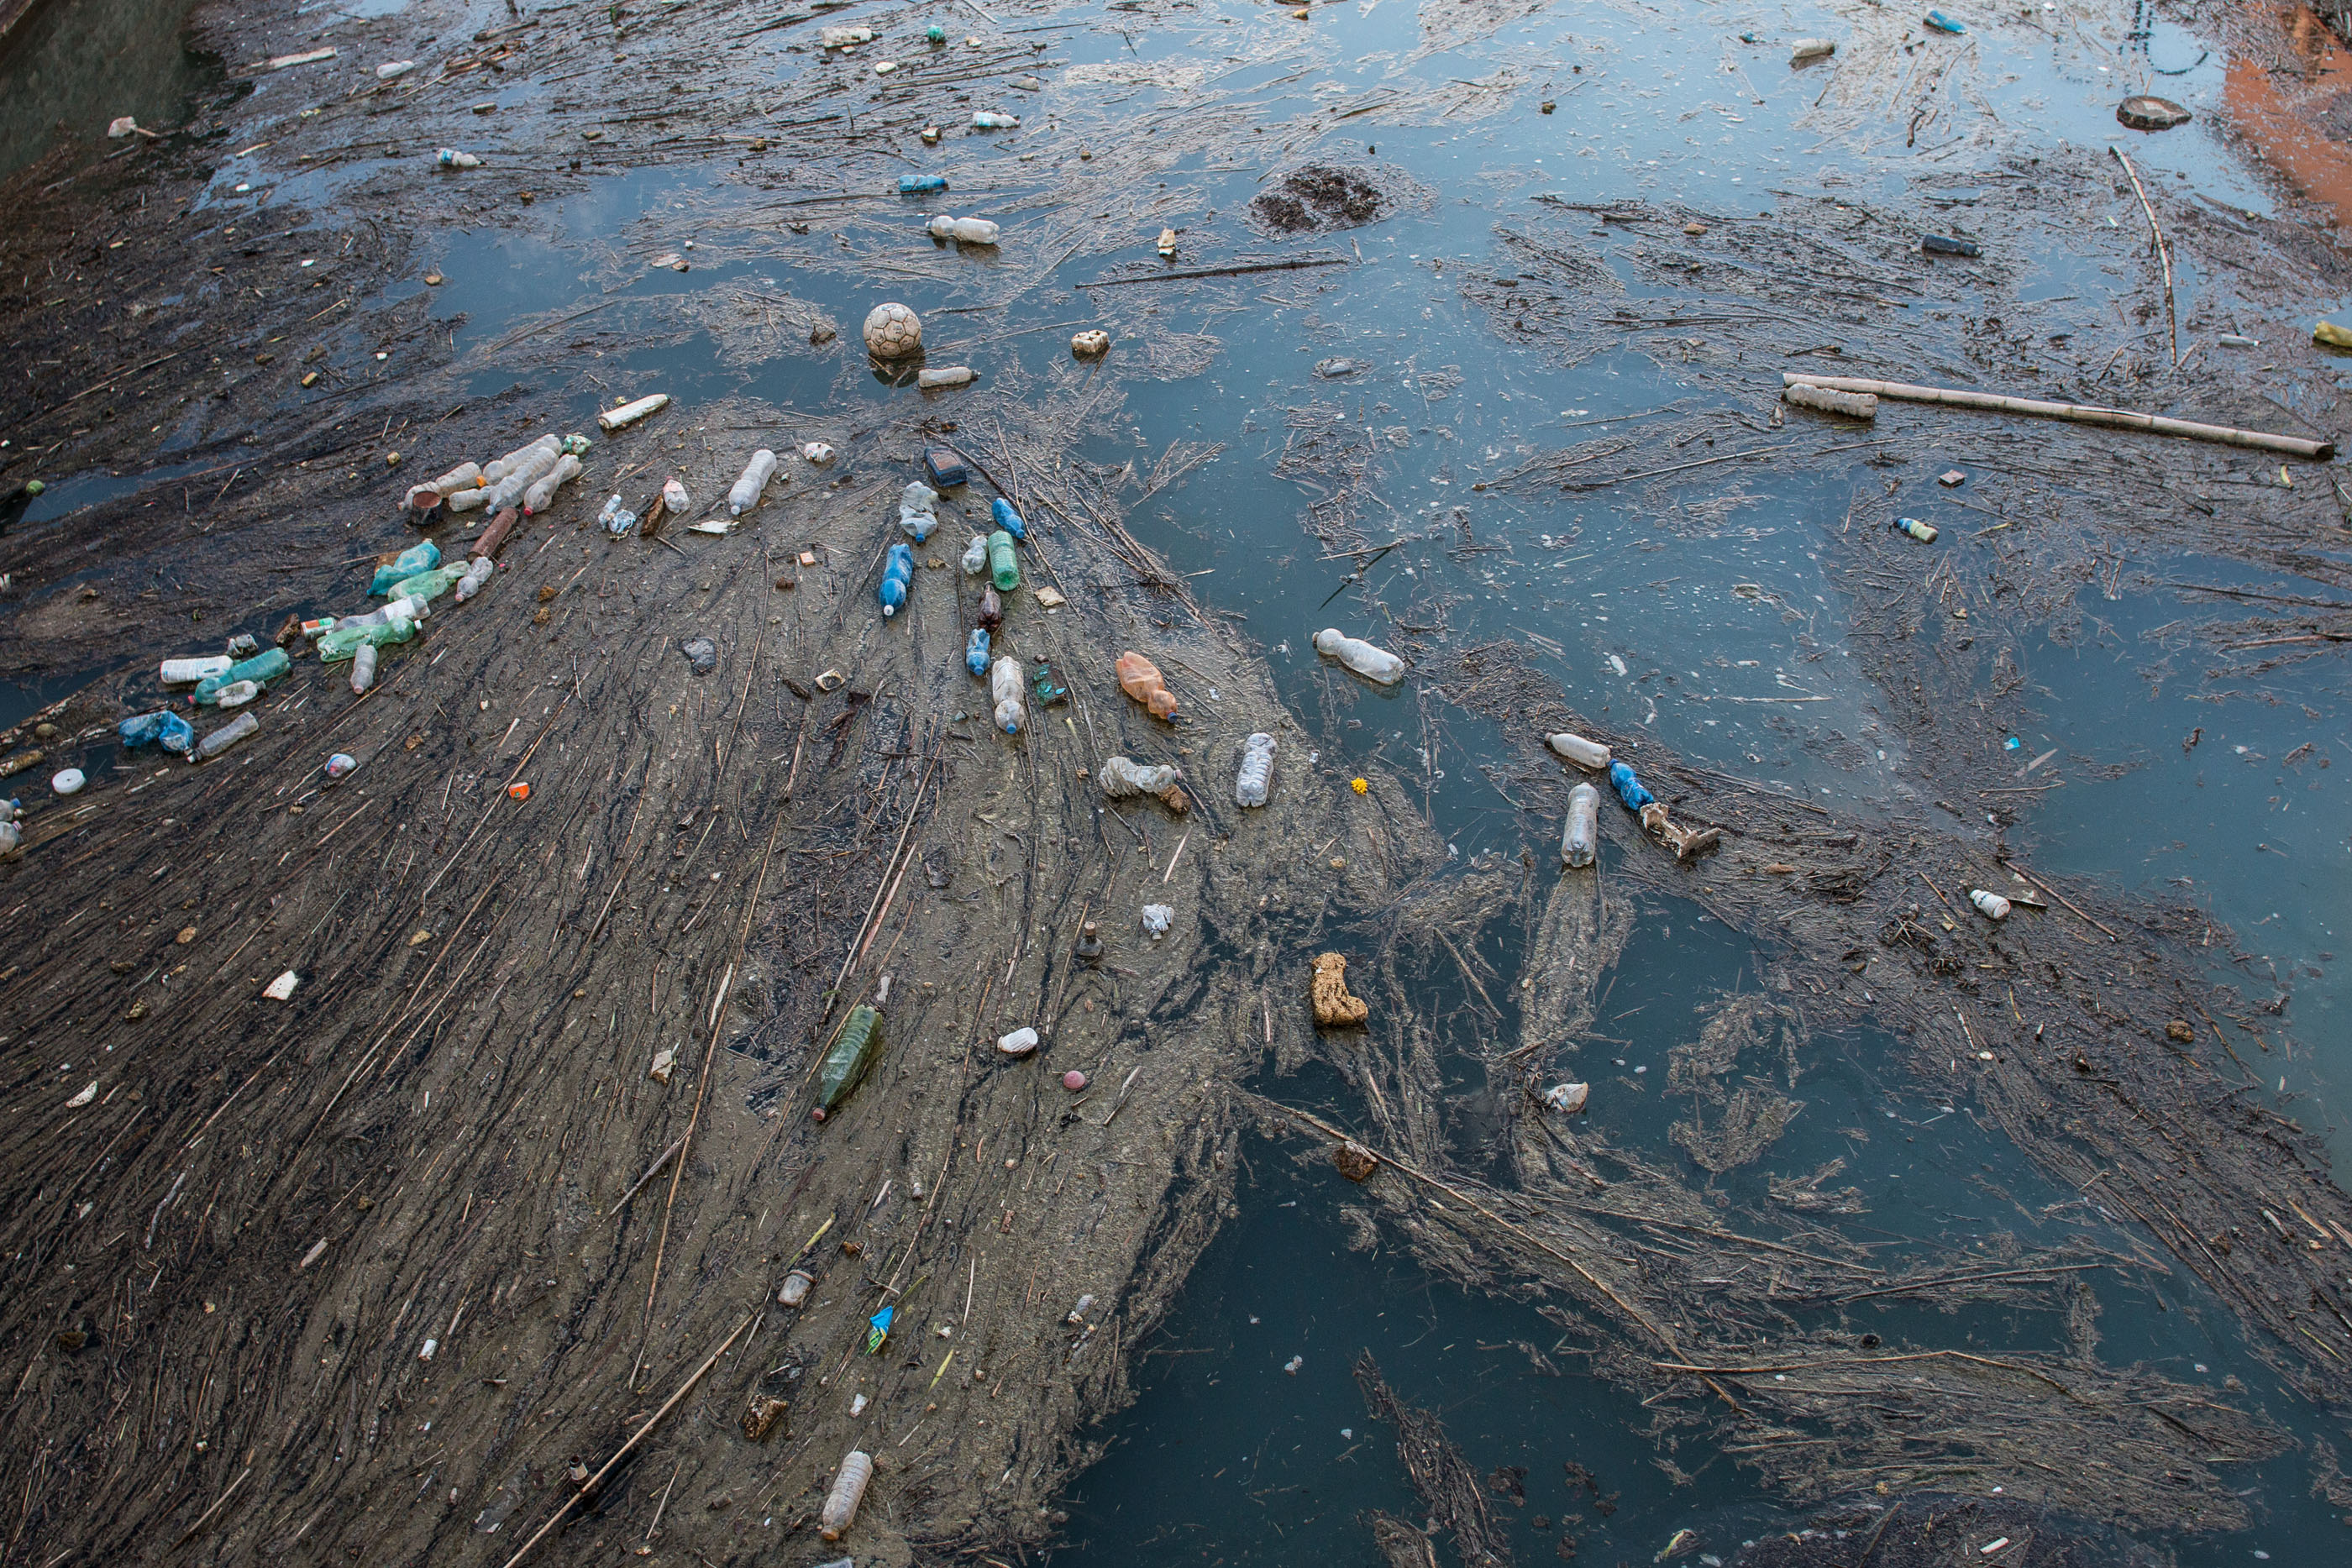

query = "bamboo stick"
[1778,372,2334,459]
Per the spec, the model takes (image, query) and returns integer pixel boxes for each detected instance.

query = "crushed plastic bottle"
[898,173,948,193]
[369,540,440,596]
[990,496,1027,541]
[973,111,1020,129]
[1235,732,1277,806]
[435,148,480,169]
[1562,781,1600,868]
[1607,760,1654,812]
[1141,903,1173,937]
[966,627,991,676]
[927,213,1000,244]
[119,710,196,753]
[660,475,691,518]
[977,586,1002,632]
[987,529,1020,591]
[990,655,1026,733]
[1894,517,1938,543]
[317,614,419,663]
[816,982,889,1120]
[325,753,358,780]
[193,711,260,762]
[879,543,915,617]
[803,442,836,466]
[1097,756,1184,801]
[349,642,380,695]
[916,366,974,389]
[728,449,779,516]
[390,564,470,605]
[160,654,232,684]
[961,534,989,575]
[1313,628,1404,684]
[225,632,260,659]
[210,679,261,708]
[453,557,496,603]
[484,435,558,485]
[1545,1082,1590,1114]
[900,481,939,542]
[598,495,638,537]
[522,453,582,514]
[818,1451,874,1541]
[1970,889,2013,920]
[1116,651,1178,719]
[192,648,290,705]
[1546,731,1610,771]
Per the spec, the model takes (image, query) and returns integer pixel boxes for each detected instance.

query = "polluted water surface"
[3,0,2352,1564]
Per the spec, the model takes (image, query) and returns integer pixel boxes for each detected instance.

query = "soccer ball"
[863,302,922,358]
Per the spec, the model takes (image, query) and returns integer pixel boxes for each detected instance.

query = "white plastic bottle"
[996,1026,1040,1057]
[728,449,779,515]
[1235,732,1276,807]
[1313,628,1405,684]
[1546,731,1609,770]
[661,475,690,517]
[818,1451,874,1541]
[1561,782,1599,868]
[484,435,558,485]
[350,642,379,695]
[1098,757,1182,800]
[447,486,491,512]
[990,656,1026,734]
[900,481,939,542]
[973,111,1020,129]
[961,534,989,575]
[522,453,582,514]
[160,654,233,684]
[1970,889,2012,920]
[916,366,975,389]
[487,443,561,511]
[454,557,495,603]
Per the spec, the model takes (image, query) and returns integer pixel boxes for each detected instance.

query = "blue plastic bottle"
[990,496,1026,541]
[966,627,990,676]
[120,709,197,754]
[1608,760,1654,813]
[369,540,440,596]
[879,543,914,617]
[898,174,948,194]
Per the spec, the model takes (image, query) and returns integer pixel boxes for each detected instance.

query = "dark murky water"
[5,0,2348,1557]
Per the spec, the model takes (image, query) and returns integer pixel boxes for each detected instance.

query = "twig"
[2109,144,2179,368]
[607,1136,685,1219]
[1779,373,2329,459]
[1074,255,1351,289]
[171,1466,251,1549]
[1998,857,2123,941]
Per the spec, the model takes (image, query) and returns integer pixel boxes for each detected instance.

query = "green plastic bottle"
[816,1003,884,1120]
[192,647,291,705]
[391,564,470,605]
[987,529,1019,593]
[317,616,419,663]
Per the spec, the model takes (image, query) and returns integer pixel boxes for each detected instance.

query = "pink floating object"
[1062,1070,1088,1092]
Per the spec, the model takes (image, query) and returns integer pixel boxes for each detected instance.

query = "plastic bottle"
[210,679,261,708]
[454,557,496,603]
[192,648,291,705]
[976,585,1002,631]
[436,148,480,169]
[1545,1082,1590,1114]
[325,753,358,780]
[484,435,557,485]
[1970,889,2012,920]
[1116,651,1178,720]
[1235,732,1277,807]
[486,443,561,512]
[598,495,638,537]
[522,453,582,514]
[816,989,887,1119]
[1546,731,1610,771]
[973,111,1020,129]
[317,614,419,663]
[964,627,990,677]
[990,496,1027,541]
[225,632,260,659]
[818,1451,874,1541]
[1789,38,1835,61]
[900,481,939,542]
[1141,904,1173,937]
[1098,756,1182,800]
[391,564,470,605]
[659,476,691,519]
[804,442,836,466]
[1562,782,1600,868]
[899,174,948,193]
[961,534,989,574]
[0,819,18,858]
[349,642,380,695]
[598,393,669,433]
[194,711,259,762]
[1894,517,1938,543]
[1607,760,1654,812]
[987,529,1020,591]
[119,710,196,753]
[990,656,1026,734]
[447,486,491,513]
[369,540,440,596]
[997,1026,1040,1057]
[160,654,231,684]
[1313,628,1405,684]
[927,214,1000,244]
[874,543,912,617]
[916,366,974,389]
[728,449,779,515]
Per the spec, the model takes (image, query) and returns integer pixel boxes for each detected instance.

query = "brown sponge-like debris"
[1312,952,1368,1027]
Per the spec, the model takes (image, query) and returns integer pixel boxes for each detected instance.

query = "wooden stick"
[171,1465,251,1549]
[607,1136,685,1219]
[2109,145,2179,368]
[501,1311,756,1568]
[1074,255,1350,289]
[1778,372,2332,459]
[1997,857,2123,942]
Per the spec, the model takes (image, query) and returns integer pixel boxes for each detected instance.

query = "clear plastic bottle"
[1235,732,1277,807]
[990,496,1027,541]
[728,449,779,516]
[522,453,581,514]
[350,642,380,695]
[447,485,491,513]
[598,495,638,537]
[486,443,562,512]
[369,541,440,596]
[927,214,1000,244]
[194,711,259,762]
[454,557,496,603]
[818,1451,874,1541]
[1562,781,1600,868]
[990,656,1026,734]
[160,654,231,684]
[879,543,914,617]
[1545,731,1609,771]
[484,436,557,485]
[436,148,480,169]
[1098,756,1183,800]
[211,679,261,708]
[966,627,990,676]
[972,111,1020,129]
[900,481,938,541]
[961,534,989,574]
[988,530,1020,591]
[1313,628,1405,684]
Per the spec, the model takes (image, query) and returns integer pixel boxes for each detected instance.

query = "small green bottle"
[391,564,471,604]
[987,529,1020,592]
[816,977,892,1120]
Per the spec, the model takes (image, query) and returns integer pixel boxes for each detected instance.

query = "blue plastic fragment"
[1924,9,1966,32]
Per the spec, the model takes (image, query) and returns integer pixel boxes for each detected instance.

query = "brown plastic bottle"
[1116,651,1177,719]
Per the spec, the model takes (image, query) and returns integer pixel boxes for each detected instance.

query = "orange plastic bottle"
[1116,651,1177,719]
